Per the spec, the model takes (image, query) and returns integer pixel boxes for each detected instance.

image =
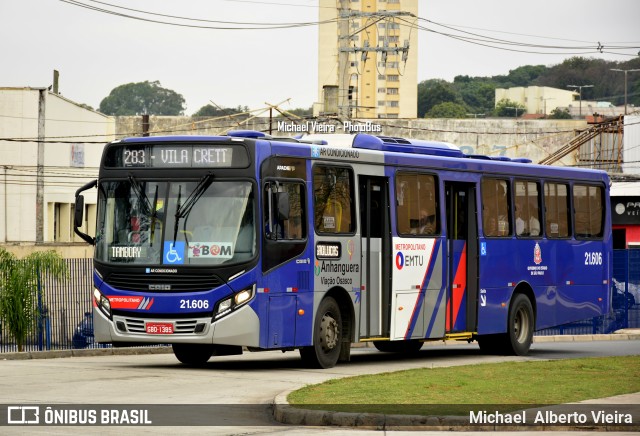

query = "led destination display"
[105,144,249,168]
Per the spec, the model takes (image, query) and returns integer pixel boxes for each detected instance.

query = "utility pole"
[610,68,640,115]
[36,89,46,243]
[336,4,413,119]
[337,0,350,119]
[567,84,593,118]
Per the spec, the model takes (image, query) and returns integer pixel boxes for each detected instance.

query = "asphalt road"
[0,339,639,435]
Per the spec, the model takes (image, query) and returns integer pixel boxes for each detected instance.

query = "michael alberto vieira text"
[470,409,633,425]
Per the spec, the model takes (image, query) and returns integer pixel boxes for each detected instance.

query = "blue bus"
[74,130,612,368]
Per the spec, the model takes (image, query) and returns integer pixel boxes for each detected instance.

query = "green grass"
[288,356,640,415]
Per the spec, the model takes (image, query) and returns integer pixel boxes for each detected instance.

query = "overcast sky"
[2,0,638,115]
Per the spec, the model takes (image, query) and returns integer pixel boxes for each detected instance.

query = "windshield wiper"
[128,175,152,216]
[172,172,214,245]
[149,185,159,247]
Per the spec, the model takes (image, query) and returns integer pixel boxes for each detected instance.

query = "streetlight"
[567,84,593,117]
[611,68,640,115]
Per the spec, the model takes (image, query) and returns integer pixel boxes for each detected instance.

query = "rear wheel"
[477,294,534,356]
[507,294,534,355]
[373,340,423,354]
[300,297,342,369]
[172,344,214,366]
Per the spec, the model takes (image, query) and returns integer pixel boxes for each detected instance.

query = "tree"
[417,79,463,117]
[426,102,468,118]
[494,98,527,117]
[454,78,496,114]
[99,81,186,116]
[548,107,572,119]
[193,104,249,117]
[0,249,68,352]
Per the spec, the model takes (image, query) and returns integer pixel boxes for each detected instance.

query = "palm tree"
[0,248,68,352]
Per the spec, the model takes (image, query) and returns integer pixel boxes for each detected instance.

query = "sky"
[1,0,639,115]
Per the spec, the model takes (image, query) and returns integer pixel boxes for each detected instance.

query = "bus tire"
[300,297,342,369]
[507,293,534,356]
[373,340,423,354]
[172,343,214,366]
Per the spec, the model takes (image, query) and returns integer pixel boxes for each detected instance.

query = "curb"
[0,346,172,361]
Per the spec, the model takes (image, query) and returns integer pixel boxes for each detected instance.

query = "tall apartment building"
[316,0,418,119]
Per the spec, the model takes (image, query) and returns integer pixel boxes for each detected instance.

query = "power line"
[59,0,338,30]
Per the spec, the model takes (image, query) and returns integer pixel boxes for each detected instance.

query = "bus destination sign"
[121,145,234,168]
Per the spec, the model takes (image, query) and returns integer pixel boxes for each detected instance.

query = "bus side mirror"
[74,195,85,228]
[277,192,290,221]
[74,179,97,245]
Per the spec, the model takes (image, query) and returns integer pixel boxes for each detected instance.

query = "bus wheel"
[172,343,214,366]
[507,294,534,356]
[373,340,423,354]
[300,297,342,369]
[477,294,534,355]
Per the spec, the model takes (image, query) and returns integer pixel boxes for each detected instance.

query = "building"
[610,115,640,249]
[495,86,577,116]
[315,0,418,119]
[495,85,631,118]
[0,87,115,257]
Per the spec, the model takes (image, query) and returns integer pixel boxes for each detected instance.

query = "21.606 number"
[180,299,209,309]
[584,251,603,266]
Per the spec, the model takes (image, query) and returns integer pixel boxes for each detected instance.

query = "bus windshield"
[95,179,255,266]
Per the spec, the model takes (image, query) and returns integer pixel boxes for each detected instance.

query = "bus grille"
[123,318,201,334]
[106,273,223,292]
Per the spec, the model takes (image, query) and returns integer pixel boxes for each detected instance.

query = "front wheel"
[172,343,214,366]
[300,297,342,369]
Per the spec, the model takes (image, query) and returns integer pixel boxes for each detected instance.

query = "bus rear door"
[444,182,479,333]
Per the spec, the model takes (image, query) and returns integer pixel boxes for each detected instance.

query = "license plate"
[145,322,174,334]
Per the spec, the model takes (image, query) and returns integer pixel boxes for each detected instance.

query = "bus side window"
[264,181,305,241]
[313,165,355,234]
[544,182,570,238]
[573,184,604,238]
[396,172,438,236]
[481,178,511,237]
[514,180,541,237]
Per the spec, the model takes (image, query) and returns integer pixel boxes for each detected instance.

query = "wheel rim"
[320,312,339,351]
[513,307,530,344]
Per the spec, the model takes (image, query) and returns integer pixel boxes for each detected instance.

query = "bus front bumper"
[93,304,260,347]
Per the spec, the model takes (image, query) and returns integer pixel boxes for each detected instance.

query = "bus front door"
[444,182,479,333]
[359,176,391,338]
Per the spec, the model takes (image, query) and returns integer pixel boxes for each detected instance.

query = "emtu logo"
[314,260,321,276]
[395,252,405,270]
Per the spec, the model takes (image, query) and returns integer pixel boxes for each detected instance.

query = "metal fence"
[0,258,95,353]
[1,251,639,353]
[536,249,640,335]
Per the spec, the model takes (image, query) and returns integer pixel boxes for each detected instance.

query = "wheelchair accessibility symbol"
[164,241,185,265]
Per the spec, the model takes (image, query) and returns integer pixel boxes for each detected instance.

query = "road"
[0,339,638,435]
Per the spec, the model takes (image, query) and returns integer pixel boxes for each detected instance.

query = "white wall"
[0,88,115,248]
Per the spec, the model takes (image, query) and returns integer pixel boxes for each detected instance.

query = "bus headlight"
[214,285,255,320]
[94,288,111,317]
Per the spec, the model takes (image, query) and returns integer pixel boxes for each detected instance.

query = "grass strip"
[288,355,640,415]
